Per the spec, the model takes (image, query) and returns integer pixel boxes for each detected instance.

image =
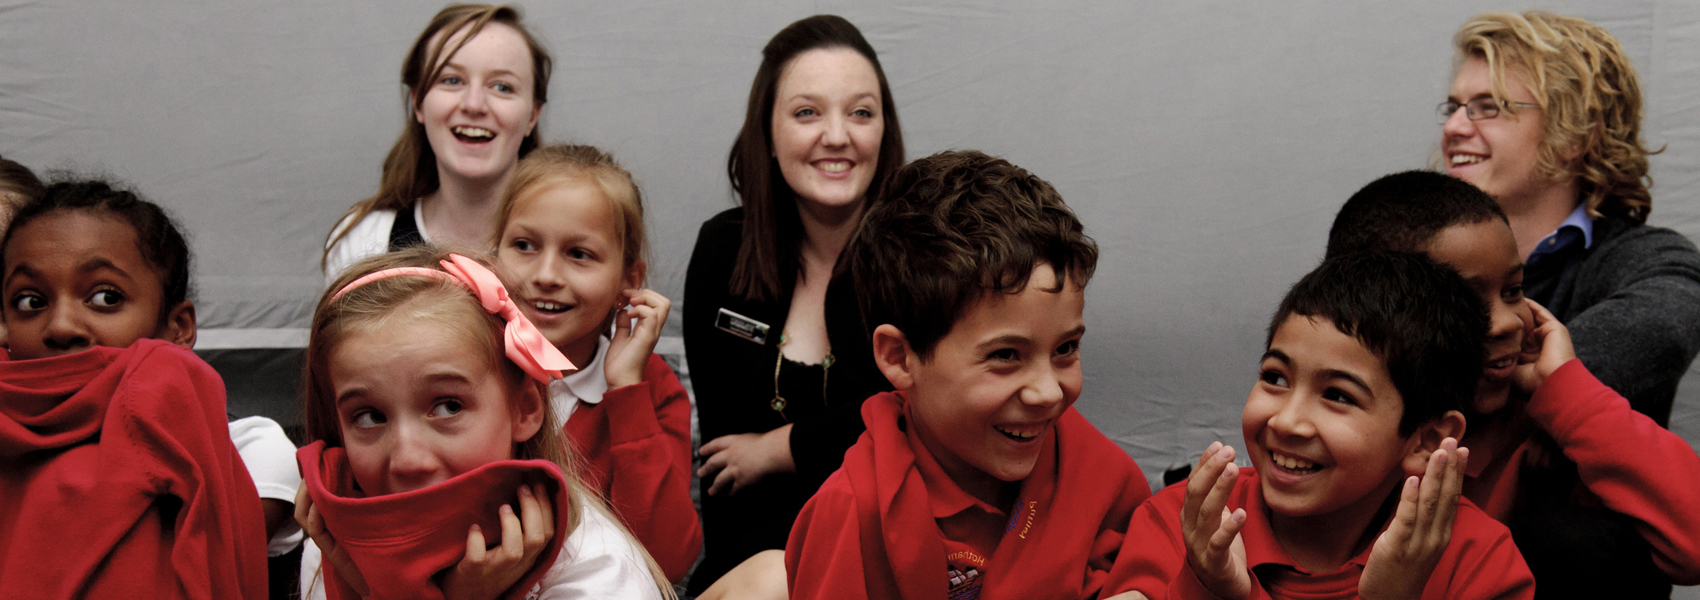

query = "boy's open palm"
[1181,442,1251,600]
[1359,438,1467,600]
[606,288,671,389]
[442,483,556,600]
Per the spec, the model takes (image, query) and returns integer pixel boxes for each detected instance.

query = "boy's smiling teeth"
[994,424,1043,441]
[452,126,495,141]
[1271,451,1320,473]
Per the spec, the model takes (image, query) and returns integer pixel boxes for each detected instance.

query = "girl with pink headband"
[295,247,671,600]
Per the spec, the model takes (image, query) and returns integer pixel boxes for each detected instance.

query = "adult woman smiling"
[323,4,549,280]
[683,14,903,592]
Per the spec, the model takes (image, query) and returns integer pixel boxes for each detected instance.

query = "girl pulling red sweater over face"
[491,144,701,584]
[295,247,671,600]
[0,180,267,599]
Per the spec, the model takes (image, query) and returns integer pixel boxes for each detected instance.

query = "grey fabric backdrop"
[4,0,1699,559]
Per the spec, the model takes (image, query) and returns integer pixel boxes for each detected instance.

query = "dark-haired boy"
[1104,252,1534,600]
[1328,170,1700,594]
[785,150,1149,600]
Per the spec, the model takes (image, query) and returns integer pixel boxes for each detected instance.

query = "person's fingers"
[464,523,488,565]
[1387,475,1420,549]
[708,465,736,496]
[699,436,731,456]
[1432,440,1465,540]
[293,483,315,532]
[1197,447,1238,533]
[518,485,549,554]
[696,448,729,479]
[497,503,525,561]
[532,483,556,539]
[1207,506,1247,554]
[1183,443,1228,529]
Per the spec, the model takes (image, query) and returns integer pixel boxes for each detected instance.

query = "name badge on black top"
[716,308,770,345]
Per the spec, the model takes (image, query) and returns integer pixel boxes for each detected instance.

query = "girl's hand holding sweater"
[442,483,556,600]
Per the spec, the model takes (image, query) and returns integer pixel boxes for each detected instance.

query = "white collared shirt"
[550,336,612,423]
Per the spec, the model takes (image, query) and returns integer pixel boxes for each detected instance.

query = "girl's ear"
[1402,409,1466,476]
[510,379,547,443]
[160,300,197,350]
[623,257,646,291]
[872,324,917,390]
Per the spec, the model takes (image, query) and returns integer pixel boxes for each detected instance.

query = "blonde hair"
[303,246,674,598]
[322,4,552,270]
[1451,11,1657,223]
[492,144,648,271]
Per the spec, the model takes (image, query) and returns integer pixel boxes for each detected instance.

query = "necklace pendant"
[770,396,787,412]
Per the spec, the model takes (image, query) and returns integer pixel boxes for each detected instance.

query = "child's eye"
[12,293,46,312]
[1504,284,1525,302]
[1322,388,1359,406]
[88,289,125,307]
[511,239,536,253]
[429,400,463,418]
[1259,369,1288,387]
[568,247,594,261]
[988,348,1019,362]
[351,409,386,428]
[439,75,463,86]
[1054,341,1079,357]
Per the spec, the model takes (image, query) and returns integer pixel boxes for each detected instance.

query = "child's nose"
[459,85,489,115]
[1267,396,1316,438]
[1488,303,1526,343]
[386,423,445,484]
[1019,366,1067,409]
[41,306,91,353]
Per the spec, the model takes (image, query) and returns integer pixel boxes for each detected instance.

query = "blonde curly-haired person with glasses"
[1438,11,1700,598]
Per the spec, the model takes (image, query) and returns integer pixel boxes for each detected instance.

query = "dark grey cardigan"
[1527,215,1700,426]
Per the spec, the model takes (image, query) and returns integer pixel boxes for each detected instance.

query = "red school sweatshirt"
[786,391,1150,600]
[1103,468,1534,600]
[296,441,571,600]
[0,340,268,599]
[1463,358,1700,584]
[560,353,701,584]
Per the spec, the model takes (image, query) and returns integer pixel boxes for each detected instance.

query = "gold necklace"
[770,334,834,422]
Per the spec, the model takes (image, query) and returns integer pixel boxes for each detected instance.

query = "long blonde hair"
[304,246,674,598]
[1449,11,1657,223]
[322,4,553,270]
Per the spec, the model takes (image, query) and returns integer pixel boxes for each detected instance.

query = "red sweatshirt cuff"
[602,382,664,446]
[1527,358,1617,435]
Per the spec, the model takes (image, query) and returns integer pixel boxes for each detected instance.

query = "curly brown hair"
[847,150,1096,359]
[1450,11,1657,223]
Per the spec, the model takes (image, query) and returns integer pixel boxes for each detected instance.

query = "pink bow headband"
[330,254,574,382]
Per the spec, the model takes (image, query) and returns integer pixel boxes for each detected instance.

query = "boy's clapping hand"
[1359,438,1468,600]
[1181,442,1251,600]
[1513,299,1576,394]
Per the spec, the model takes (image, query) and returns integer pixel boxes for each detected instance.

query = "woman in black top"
[683,15,903,593]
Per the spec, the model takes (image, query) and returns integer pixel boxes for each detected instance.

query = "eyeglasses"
[1437,98,1540,124]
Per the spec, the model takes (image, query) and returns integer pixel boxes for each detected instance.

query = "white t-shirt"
[298,501,664,600]
[323,202,432,286]
[229,416,304,557]
[549,336,611,424]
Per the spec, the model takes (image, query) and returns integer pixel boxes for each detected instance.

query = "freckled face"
[1244,316,1413,519]
[330,318,538,496]
[905,264,1085,494]
[3,211,168,360]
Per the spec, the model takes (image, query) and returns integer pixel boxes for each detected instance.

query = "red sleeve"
[1528,359,1700,583]
[1104,486,1188,599]
[786,471,874,600]
[596,354,702,584]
